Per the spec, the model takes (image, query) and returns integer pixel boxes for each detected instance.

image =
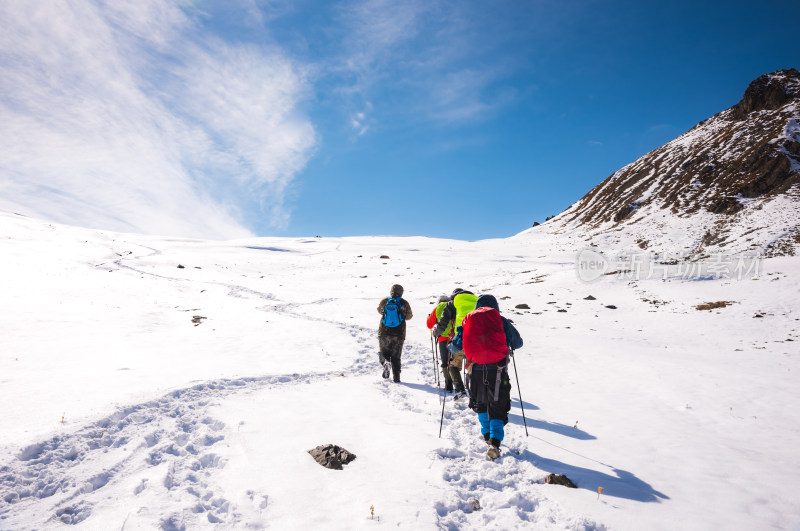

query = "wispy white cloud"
[332,0,521,131]
[424,68,518,124]
[330,0,430,135]
[341,0,429,73]
[0,0,315,238]
[350,111,370,136]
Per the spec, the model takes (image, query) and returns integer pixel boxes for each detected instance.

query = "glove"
[432,325,442,338]
[447,341,460,354]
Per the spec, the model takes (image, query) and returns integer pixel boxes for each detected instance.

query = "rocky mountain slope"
[529,68,800,258]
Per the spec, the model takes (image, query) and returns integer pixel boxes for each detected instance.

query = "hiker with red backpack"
[377,284,413,383]
[458,294,523,460]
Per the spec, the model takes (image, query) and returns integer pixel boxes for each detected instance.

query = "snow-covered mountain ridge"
[528,68,800,258]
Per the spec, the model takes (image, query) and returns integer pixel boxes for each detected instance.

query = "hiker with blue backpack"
[377,284,413,382]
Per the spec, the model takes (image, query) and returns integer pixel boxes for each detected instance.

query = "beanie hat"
[475,294,500,311]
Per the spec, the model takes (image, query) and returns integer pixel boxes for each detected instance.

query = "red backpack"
[462,306,508,364]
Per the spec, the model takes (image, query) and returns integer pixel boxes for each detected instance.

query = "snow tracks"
[374,340,604,530]
[1,372,333,528]
[0,311,379,529]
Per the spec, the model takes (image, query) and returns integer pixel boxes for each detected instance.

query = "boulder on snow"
[308,444,357,470]
[605,305,617,309]
[380,255,390,259]
[545,474,577,488]
[584,295,596,300]
[515,303,530,309]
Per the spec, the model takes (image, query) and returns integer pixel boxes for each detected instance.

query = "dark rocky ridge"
[731,68,800,120]
[542,69,800,256]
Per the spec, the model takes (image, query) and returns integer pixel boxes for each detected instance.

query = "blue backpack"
[382,297,405,327]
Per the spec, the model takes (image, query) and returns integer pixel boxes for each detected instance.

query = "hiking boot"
[453,389,467,400]
[393,375,401,383]
[482,433,490,443]
[486,445,501,460]
[382,362,391,379]
[487,439,501,460]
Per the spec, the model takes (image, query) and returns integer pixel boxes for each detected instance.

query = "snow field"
[1,210,800,530]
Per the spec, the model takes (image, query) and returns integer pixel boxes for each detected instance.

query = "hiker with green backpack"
[432,288,477,400]
[377,284,413,383]
[427,295,455,392]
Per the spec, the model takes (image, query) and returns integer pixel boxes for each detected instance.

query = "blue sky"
[1,1,798,240]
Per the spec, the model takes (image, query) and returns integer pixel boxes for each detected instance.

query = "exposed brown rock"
[308,444,357,470]
[696,301,736,311]
[545,474,577,488]
[731,69,800,120]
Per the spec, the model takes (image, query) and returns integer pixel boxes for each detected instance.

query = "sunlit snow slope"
[1,210,799,530]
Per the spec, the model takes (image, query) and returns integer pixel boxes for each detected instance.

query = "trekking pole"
[433,337,441,386]
[510,349,529,436]
[430,333,440,387]
[438,391,447,438]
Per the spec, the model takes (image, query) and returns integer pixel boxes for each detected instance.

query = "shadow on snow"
[244,246,294,252]
[519,449,670,503]
[400,382,600,442]
[508,412,596,441]
[397,382,538,410]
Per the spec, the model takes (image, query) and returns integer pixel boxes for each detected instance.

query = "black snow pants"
[379,335,404,380]
[468,363,512,424]
[438,341,453,391]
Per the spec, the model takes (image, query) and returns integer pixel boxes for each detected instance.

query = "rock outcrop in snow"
[529,68,800,257]
[308,445,357,470]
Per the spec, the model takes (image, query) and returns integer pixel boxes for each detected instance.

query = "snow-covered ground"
[1,209,799,530]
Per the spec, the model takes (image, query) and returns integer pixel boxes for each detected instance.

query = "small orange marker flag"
[597,486,604,500]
